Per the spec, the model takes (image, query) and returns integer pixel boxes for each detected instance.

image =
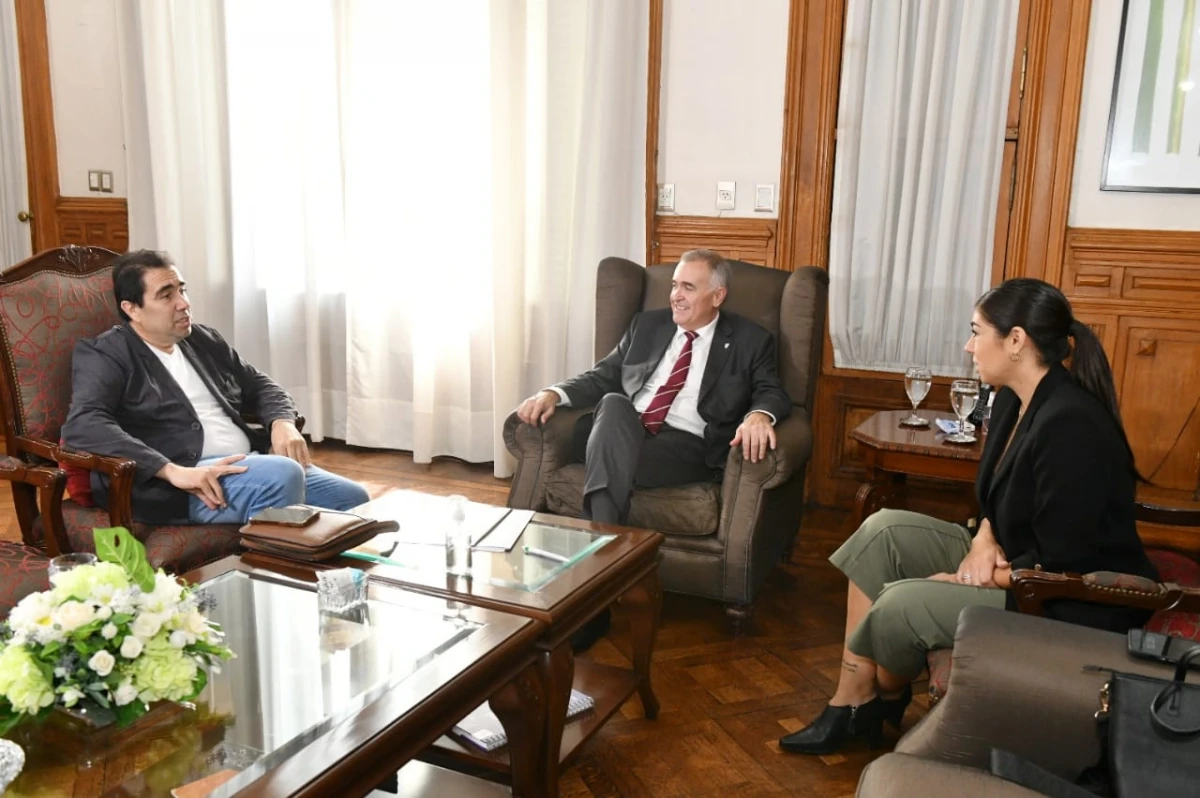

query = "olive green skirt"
[830,509,1007,680]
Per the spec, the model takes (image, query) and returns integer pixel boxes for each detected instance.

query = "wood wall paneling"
[653,216,778,267]
[55,198,129,253]
[775,0,845,272]
[13,0,59,251]
[1004,0,1092,283]
[645,0,664,266]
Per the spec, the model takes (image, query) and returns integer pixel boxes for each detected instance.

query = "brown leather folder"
[239,508,398,562]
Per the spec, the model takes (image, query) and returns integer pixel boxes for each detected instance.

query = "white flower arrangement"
[0,528,233,732]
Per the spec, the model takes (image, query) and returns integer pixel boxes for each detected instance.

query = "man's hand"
[158,456,248,510]
[271,419,311,466]
[516,390,559,427]
[730,411,776,464]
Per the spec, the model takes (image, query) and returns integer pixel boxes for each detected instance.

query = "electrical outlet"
[754,184,775,212]
[716,181,735,210]
[657,183,675,212]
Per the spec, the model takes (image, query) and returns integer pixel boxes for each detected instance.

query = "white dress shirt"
[548,313,775,438]
[146,342,252,457]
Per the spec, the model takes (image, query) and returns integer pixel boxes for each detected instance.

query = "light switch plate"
[657,183,675,212]
[716,181,735,210]
[88,170,101,192]
[99,171,113,193]
[754,184,775,212]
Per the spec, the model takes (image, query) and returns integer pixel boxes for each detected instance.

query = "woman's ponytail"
[1069,319,1143,481]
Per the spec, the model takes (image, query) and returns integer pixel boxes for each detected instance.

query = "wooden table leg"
[488,661,546,798]
[852,466,908,529]
[534,642,574,798]
[619,568,662,719]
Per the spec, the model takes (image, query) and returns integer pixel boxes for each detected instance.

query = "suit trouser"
[576,393,718,524]
[831,509,1007,679]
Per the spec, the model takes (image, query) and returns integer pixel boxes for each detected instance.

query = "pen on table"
[523,545,569,563]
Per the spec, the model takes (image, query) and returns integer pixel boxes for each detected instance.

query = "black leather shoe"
[778,698,884,755]
[879,684,912,729]
[570,607,611,654]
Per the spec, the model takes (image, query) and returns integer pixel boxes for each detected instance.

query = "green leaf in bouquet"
[0,710,23,735]
[39,640,62,659]
[93,527,157,592]
[114,698,147,728]
[110,613,133,625]
[183,667,208,702]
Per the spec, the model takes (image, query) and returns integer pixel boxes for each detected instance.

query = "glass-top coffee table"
[4,557,543,797]
[266,491,666,798]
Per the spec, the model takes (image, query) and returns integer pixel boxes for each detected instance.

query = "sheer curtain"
[0,0,32,265]
[119,0,646,475]
[828,0,1019,376]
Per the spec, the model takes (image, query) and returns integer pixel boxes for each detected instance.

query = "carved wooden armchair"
[0,246,244,572]
[923,499,1200,703]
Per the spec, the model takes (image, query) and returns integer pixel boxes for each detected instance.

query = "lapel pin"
[724,342,730,349]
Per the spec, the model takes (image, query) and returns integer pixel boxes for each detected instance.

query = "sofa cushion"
[544,463,721,537]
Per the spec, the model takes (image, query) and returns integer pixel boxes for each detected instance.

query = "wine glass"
[901,367,932,427]
[947,379,980,443]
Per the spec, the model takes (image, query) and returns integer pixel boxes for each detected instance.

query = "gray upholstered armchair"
[503,257,828,623]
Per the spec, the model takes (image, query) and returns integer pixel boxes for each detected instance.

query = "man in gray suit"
[516,249,790,526]
[62,249,368,525]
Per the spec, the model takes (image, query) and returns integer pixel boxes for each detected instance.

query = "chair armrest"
[894,605,1183,778]
[503,407,591,510]
[47,440,138,528]
[1010,568,1200,616]
[720,411,812,492]
[0,455,69,554]
[1136,500,1200,526]
[859,753,1046,798]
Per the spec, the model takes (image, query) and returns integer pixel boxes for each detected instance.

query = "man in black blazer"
[62,249,368,525]
[516,249,790,525]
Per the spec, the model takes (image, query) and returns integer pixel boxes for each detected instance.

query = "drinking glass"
[47,552,97,579]
[901,367,933,427]
[947,379,980,443]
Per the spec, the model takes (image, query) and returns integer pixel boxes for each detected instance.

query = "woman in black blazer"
[781,278,1156,756]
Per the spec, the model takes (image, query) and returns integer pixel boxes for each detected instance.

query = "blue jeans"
[187,454,370,525]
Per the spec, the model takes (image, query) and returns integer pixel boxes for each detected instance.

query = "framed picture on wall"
[1102,0,1200,193]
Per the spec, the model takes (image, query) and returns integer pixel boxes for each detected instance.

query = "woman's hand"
[927,572,960,583]
[955,518,1008,587]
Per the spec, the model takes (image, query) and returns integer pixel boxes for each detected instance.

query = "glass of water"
[48,552,97,579]
[901,367,933,427]
[947,379,980,443]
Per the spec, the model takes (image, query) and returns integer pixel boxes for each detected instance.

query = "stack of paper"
[452,690,595,752]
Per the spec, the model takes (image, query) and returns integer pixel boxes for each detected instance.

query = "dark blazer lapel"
[120,325,195,415]
[986,365,1070,496]
[626,318,677,395]
[698,314,733,403]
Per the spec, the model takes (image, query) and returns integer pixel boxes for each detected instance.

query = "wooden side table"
[849,409,983,528]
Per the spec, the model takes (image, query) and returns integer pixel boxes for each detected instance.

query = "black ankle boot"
[778,698,884,755]
[879,685,912,729]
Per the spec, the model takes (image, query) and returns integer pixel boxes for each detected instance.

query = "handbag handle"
[1150,645,1200,736]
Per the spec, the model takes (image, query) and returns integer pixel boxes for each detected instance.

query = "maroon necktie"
[641,331,697,434]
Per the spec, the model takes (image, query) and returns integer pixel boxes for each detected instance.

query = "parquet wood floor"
[1,442,929,797]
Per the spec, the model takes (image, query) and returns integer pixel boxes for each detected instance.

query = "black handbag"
[1101,647,1200,797]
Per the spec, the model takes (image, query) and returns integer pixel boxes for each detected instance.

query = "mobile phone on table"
[1127,628,1200,669]
[248,505,320,527]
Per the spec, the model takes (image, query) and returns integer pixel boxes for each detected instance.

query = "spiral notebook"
[453,689,594,752]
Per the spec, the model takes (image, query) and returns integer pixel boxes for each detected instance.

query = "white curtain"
[119,0,647,475]
[828,0,1019,376]
[0,0,32,265]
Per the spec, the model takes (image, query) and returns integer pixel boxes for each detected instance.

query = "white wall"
[45,0,126,197]
[1069,0,1200,230]
[657,0,789,218]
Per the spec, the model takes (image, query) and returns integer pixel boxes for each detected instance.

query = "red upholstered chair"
[924,499,1200,703]
[0,246,243,573]
[0,457,55,615]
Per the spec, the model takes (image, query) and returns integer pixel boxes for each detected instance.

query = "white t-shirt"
[146,343,252,458]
